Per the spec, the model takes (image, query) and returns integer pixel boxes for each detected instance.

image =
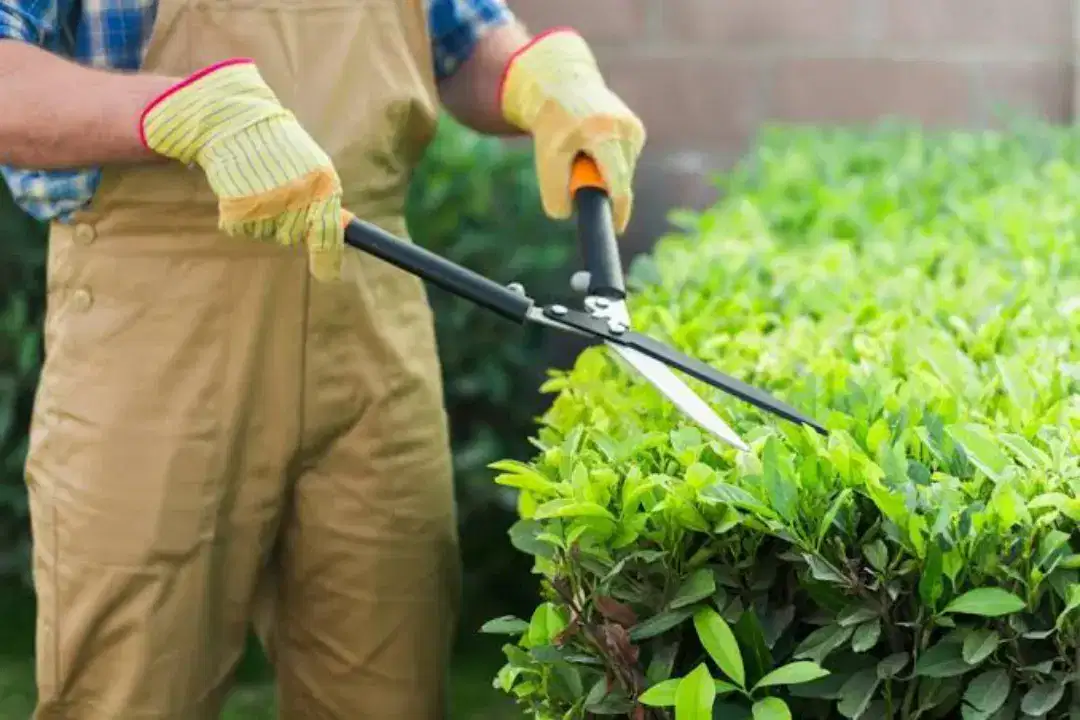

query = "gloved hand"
[140,59,343,281]
[499,29,646,235]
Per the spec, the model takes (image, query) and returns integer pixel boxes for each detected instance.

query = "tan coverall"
[24,0,460,716]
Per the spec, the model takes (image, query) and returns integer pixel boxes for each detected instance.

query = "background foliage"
[483,120,1080,720]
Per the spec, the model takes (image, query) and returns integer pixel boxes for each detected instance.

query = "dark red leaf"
[595,596,639,628]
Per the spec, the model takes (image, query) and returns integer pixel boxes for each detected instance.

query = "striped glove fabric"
[499,28,646,235]
[140,59,343,281]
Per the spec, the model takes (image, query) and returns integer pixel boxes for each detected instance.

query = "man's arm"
[0,8,179,171]
[427,0,528,136]
[436,19,531,136]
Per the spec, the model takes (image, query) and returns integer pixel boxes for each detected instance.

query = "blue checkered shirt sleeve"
[429,0,514,81]
[0,0,58,45]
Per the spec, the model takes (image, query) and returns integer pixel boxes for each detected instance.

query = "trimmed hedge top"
[483,123,1080,720]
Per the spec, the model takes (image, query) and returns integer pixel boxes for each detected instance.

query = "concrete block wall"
[511,0,1077,257]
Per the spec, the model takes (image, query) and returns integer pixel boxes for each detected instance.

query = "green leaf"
[584,678,608,709]
[918,676,963,715]
[919,542,945,609]
[961,629,1000,665]
[670,568,717,609]
[674,663,716,720]
[491,459,560,494]
[629,606,696,641]
[762,437,798,521]
[532,498,615,521]
[945,424,1010,482]
[479,615,528,635]
[818,488,853,546]
[507,519,556,559]
[863,540,889,573]
[1019,681,1065,716]
[920,344,974,396]
[693,606,745,688]
[995,356,1035,411]
[943,588,1026,617]
[733,610,773,689]
[552,660,583,699]
[638,678,680,707]
[713,679,739,696]
[851,619,881,653]
[702,482,777,518]
[793,624,854,665]
[877,653,909,679]
[1055,584,1080,630]
[837,669,879,719]
[963,669,1010,715]
[646,641,680,686]
[752,697,792,720]
[866,418,891,454]
[753,661,830,691]
[804,555,847,585]
[671,426,703,454]
[526,603,567,647]
[838,606,877,627]
[999,433,1047,469]
[914,640,972,678]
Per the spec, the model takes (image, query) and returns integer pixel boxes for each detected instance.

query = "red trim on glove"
[495,26,579,111]
[138,57,255,149]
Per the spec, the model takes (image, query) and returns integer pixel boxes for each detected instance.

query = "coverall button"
[71,288,93,312]
[73,224,96,245]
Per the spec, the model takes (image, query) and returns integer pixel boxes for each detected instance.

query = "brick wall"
[511,0,1078,258]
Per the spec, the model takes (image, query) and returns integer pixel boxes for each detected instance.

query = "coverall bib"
[24,0,461,715]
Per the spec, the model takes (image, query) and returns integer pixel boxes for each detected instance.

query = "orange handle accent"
[569,154,608,195]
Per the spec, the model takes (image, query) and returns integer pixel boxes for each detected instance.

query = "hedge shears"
[343,155,826,451]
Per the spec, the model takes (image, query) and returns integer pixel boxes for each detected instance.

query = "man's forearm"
[436,20,532,137]
[0,41,179,169]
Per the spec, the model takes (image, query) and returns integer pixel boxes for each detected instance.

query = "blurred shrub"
[0,177,44,586]
[483,121,1080,719]
[0,116,576,623]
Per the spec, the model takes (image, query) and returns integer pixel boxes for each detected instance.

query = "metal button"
[70,288,93,312]
[73,224,96,246]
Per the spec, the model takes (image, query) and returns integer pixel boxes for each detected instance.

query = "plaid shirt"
[0,0,513,222]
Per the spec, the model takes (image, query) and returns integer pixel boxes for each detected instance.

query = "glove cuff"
[139,58,286,164]
[497,27,604,131]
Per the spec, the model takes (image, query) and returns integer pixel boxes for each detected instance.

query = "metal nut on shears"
[570,271,591,293]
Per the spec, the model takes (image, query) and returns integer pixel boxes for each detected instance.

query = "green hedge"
[0,117,573,624]
[482,122,1080,720]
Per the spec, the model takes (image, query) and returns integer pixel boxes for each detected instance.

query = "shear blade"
[607,341,750,452]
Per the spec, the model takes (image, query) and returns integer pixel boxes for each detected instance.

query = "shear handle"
[343,214,535,324]
[570,154,625,300]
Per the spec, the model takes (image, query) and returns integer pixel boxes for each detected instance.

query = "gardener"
[0,0,645,715]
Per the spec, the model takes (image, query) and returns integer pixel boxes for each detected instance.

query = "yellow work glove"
[499,29,646,234]
[140,59,343,281]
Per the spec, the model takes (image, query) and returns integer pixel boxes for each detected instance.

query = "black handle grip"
[570,155,625,299]
[343,216,534,324]
[574,188,625,298]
